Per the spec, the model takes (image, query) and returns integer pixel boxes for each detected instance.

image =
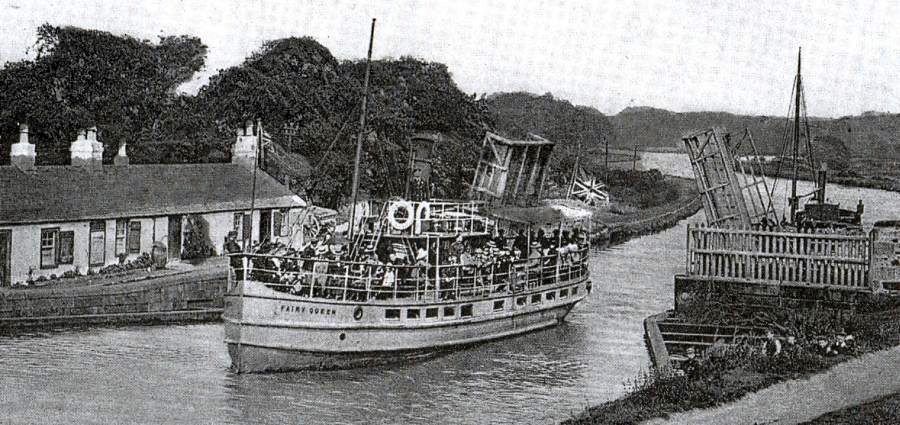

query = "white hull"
[223,277,589,372]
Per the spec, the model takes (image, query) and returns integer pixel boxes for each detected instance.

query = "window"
[560,288,569,298]
[115,220,127,255]
[385,309,400,320]
[460,304,473,317]
[127,221,142,253]
[57,231,74,265]
[493,300,505,311]
[425,308,438,318]
[531,294,541,304]
[40,228,58,268]
[407,309,420,319]
[572,286,578,295]
[443,306,456,318]
[546,291,556,301]
[233,213,242,239]
[242,214,252,241]
[516,297,527,306]
[274,209,290,237]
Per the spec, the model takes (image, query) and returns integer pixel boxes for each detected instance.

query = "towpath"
[644,345,900,425]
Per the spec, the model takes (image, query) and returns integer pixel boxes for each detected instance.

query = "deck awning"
[489,204,593,225]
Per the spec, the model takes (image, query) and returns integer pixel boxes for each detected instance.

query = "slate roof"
[0,164,306,225]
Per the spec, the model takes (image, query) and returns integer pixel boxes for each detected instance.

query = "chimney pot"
[10,122,36,171]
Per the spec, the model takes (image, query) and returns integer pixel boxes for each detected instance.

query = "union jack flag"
[568,168,609,206]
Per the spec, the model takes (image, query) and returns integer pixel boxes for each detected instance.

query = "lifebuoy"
[387,201,415,230]
[414,201,431,235]
[353,305,364,320]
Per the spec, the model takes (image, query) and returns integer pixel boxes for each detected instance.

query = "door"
[168,215,182,259]
[89,221,106,266]
[259,210,272,243]
[0,230,10,286]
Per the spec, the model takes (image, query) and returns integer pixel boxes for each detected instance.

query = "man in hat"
[225,231,243,278]
[682,347,701,380]
[451,234,466,257]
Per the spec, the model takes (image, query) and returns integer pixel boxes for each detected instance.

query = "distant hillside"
[610,106,900,159]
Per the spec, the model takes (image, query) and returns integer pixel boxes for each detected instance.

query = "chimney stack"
[114,142,129,165]
[70,127,104,169]
[10,123,36,171]
[232,121,258,169]
[71,129,93,167]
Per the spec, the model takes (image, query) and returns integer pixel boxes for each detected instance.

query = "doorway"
[0,230,10,286]
[259,209,272,243]
[168,215,182,259]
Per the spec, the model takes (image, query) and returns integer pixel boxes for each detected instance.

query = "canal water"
[1,153,897,424]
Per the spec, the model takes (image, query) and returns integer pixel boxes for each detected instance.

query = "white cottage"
[0,123,306,286]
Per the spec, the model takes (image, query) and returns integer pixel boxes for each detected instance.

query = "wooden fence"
[686,225,871,290]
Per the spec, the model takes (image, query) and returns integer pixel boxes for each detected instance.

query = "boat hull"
[224,279,587,373]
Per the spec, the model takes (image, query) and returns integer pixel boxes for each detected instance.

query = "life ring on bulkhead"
[387,201,416,231]
[353,305,364,321]
[414,201,431,235]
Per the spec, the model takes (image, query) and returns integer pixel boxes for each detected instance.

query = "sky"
[1,0,898,118]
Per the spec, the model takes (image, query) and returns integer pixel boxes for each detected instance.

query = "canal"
[1,153,897,424]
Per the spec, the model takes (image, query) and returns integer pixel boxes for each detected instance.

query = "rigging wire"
[765,74,798,218]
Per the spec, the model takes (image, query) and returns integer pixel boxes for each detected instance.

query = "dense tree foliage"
[0,25,206,164]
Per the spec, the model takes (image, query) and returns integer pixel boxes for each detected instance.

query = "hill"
[609,106,900,160]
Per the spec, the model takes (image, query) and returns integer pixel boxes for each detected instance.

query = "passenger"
[451,234,466,257]
[537,229,548,249]
[412,247,429,298]
[513,229,528,259]
[494,229,508,249]
[681,347,701,380]
[381,265,396,298]
[763,329,782,356]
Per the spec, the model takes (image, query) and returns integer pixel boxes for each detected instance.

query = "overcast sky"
[1,0,898,117]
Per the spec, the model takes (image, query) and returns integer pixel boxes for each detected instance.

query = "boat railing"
[230,246,589,303]
[372,200,495,237]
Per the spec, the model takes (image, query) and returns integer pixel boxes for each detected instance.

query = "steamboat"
[223,20,593,373]
[223,196,592,372]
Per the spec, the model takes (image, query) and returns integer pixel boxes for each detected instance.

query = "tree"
[0,24,207,164]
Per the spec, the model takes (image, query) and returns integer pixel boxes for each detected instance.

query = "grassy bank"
[564,295,900,425]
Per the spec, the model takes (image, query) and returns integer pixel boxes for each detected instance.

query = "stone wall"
[0,267,227,330]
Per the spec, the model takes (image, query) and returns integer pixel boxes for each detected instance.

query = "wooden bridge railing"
[686,225,871,289]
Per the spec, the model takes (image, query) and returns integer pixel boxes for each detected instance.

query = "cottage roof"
[0,164,305,225]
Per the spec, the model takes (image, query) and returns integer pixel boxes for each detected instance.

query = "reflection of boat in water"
[224,200,592,372]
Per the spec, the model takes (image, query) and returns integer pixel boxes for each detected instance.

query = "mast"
[246,118,262,252]
[790,47,801,223]
[348,18,376,241]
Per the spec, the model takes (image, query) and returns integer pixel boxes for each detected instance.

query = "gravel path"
[644,345,900,425]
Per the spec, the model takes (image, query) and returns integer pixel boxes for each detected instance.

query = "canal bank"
[0,258,227,331]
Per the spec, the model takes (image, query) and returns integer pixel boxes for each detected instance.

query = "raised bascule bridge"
[644,126,900,370]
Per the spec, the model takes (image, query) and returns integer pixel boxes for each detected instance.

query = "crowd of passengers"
[228,226,589,301]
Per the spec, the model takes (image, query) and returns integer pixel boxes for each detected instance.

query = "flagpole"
[567,143,581,199]
[246,118,261,252]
